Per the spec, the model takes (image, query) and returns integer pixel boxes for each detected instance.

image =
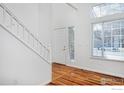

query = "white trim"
[90,56,124,63]
[82,65,124,78]
[66,61,124,78]
[91,13,124,24]
[66,3,78,11]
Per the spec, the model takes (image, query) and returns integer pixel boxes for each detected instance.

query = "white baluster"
[17,24,21,38]
[27,31,30,44]
[0,6,3,24]
[2,9,5,25]
[43,47,45,58]
[34,39,37,51]
[22,27,25,41]
[41,46,44,57]
[16,22,19,36]
[19,25,23,39]
[24,29,28,44]
[4,11,11,30]
[40,44,42,56]
[38,42,40,55]
[11,19,16,35]
[9,15,12,30]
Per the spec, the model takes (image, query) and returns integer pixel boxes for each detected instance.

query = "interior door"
[53,28,69,65]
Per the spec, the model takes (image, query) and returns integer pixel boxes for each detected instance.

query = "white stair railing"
[0,4,51,64]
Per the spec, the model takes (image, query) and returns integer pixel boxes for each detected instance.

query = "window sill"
[90,56,124,63]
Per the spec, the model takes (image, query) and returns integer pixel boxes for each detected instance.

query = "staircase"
[0,4,51,64]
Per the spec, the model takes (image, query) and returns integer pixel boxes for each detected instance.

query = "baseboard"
[40,79,51,85]
[82,67,124,78]
[52,62,124,78]
[63,63,124,78]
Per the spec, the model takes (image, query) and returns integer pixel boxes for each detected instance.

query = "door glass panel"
[68,26,75,62]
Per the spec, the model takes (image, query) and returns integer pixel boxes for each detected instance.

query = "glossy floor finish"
[49,63,124,85]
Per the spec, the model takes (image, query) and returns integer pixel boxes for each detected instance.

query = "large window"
[93,20,124,60]
[92,3,124,18]
[92,3,124,61]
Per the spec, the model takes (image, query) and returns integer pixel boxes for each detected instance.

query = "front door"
[53,28,68,65]
[53,26,75,65]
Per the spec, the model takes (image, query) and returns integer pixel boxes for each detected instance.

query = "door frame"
[52,26,75,65]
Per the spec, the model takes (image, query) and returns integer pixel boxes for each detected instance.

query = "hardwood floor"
[48,63,124,85]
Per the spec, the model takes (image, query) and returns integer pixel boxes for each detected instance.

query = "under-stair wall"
[0,3,52,85]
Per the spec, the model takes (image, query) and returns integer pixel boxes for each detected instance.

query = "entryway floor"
[48,63,124,85]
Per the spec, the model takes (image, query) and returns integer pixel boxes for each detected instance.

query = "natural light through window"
[92,3,124,18]
[92,3,124,61]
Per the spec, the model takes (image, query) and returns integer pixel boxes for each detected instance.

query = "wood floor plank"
[48,63,124,85]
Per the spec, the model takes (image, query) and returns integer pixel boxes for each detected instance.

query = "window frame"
[91,3,124,62]
[92,3,124,18]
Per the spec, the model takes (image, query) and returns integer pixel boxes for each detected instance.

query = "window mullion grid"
[100,5,101,17]
[92,24,94,56]
[111,22,112,53]
[120,21,122,53]
[102,23,104,57]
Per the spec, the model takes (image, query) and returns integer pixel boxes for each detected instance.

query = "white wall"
[5,3,39,35]
[39,3,52,46]
[74,4,124,78]
[52,3,77,28]
[52,3,124,78]
[0,3,52,85]
[51,4,78,62]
